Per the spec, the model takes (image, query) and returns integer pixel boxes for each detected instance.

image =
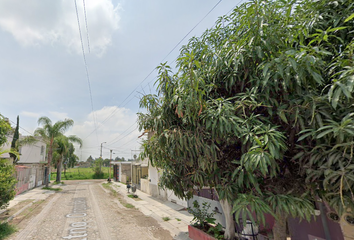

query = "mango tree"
[138,0,354,239]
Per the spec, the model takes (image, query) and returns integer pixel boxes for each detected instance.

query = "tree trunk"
[56,159,62,183]
[58,161,62,182]
[56,161,60,183]
[46,165,51,187]
[273,212,287,240]
[45,139,54,187]
[219,199,236,240]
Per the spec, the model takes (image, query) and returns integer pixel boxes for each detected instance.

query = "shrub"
[0,159,17,209]
[188,200,216,229]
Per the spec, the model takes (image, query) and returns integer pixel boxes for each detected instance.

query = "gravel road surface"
[8,180,172,240]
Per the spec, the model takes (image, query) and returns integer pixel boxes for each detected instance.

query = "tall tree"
[9,116,19,163]
[53,135,82,182]
[0,115,11,147]
[86,155,94,164]
[138,0,354,239]
[103,158,111,167]
[34,116,75,187]
[0,156,17,209]
[0,115,17,209]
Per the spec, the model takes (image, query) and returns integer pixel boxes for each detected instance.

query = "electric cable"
[74,0,99,143]
[83,0,227,140]
[160,0,223,63]
[83,0,247,156]
[82,0,90,53]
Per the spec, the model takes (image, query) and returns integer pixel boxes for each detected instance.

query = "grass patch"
[124,203,135,209]
[53,181,64,185]
[50,167,110,180]
[0,222,16,239]
[102,183,118,196]
[176,218,181,221]
[42,187,62,191]
[127,194,142,201]
[101,183,135,208]
[162,217,171,221]
[128,194,138,198]
[102,182,112,188]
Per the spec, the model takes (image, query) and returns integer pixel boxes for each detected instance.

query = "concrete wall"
[140,179,149,194]
[167,189,187,207]
[132,165,138,184]
[149,183,159,198]
[19,142,46,163]
[120,163,131,181]
[148,164,159,185]
[15,163,45,195]
[121,174,127,184]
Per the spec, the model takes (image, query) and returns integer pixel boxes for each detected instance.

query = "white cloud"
[0,0,120,56]
[69,106,142,160]
[21,111,41,118]
[49,111,69,120]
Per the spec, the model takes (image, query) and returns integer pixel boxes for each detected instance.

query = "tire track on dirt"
[61,185,82,238]
[89,184,111,240]
[14,193,61,240]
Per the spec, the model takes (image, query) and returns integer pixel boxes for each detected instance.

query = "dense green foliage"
[0,116,17,210]
[52,135,82,182]
[188,200,216,229]
[92,158,104,178]
[0,115,11,146]
[9,116,19,163]
[0,158,17,209]
[138,0,354,237]
[0,222,16,240]
[50,167,110,180]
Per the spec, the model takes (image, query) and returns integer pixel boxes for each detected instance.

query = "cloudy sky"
[0,0,244,161]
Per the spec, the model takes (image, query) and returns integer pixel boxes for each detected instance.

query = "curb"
[5,200,37,222]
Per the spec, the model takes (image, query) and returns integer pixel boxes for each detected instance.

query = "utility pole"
[109,149,112,181]
[100,142,106,158]
[100,142,106,173]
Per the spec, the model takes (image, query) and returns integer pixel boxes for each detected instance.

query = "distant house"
[1,135,47,195]
[112,161,132,183]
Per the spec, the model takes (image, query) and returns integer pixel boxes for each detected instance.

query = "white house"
[1,135,47,194]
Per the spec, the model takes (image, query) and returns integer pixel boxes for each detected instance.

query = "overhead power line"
[105,121,138,146]
[83,0,227,140]
[107,126,138,147]
[161,0,223,63]
[74,0,99,143]
[82,0,90,53]
[110,0,246,152]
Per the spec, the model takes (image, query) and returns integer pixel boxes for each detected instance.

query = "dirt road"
[8,180,172,240]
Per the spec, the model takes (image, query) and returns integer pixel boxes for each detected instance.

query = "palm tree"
[34,116,75,187]
[53,135,82,182]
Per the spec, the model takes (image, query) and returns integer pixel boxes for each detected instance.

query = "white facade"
[1,135,46,163]
[147,163,188,208]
